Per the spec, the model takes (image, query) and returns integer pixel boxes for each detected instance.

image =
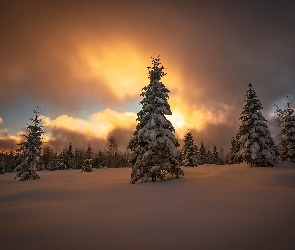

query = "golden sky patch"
[75,41,147,100]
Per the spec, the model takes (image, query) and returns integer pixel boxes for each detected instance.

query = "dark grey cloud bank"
[0,0,294,152]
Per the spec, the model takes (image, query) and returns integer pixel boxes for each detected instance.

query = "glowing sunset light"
[77,41,148,100]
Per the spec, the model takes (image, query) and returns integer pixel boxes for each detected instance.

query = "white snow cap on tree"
[237,83,277,167]
[128,56,183,183]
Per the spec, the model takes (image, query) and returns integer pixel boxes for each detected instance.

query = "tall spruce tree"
[14,108,45,181]
[274,100,295,162]
[182,131,198,167]
[237,83,276,167]
[128,56,183,183]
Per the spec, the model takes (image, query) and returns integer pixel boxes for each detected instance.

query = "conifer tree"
[93,150,105,168]
[206,147,213,164]
[40,146,53,170]
[121,150,130,168]
[218,147,225,165]
[224,152,231,164]
[229,137,243,164]
[0,154,5,174]
[47,157,58,171]
[105,136,119,169]
[14,108,45,181]
[212,145,219,164]
[82,144,93,172]
[74,148,84,169]
[237,83,276,167]
[62,142,74,169]
[57,150,67,170]
[198,142,206,165]
[274,100,295,162]
[128,56,183,183]
[177,149,183,165]
[182,131,198,167]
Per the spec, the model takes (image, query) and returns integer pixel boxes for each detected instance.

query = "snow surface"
[1,163,295,249]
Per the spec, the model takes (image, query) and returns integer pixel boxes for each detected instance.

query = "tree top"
[147,56,167,82]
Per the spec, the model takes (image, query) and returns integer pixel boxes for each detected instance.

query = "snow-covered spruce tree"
[182,131,198,167]
[274,101,295,162]
[237,83,277,167]
[82,144,93,172]
[128,56,183,183]
[14,108,45,181]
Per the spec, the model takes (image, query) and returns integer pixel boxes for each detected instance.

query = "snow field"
[1,163,295,250]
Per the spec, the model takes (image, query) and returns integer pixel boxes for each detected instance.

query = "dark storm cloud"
[0,0,294,150]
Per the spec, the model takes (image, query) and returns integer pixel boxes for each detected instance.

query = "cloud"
[0,128,23,151]
[0,117,3,124]
[42,108,137,152]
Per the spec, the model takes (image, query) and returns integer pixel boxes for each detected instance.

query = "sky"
[0,0,294,153]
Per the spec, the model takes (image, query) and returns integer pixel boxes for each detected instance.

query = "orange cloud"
[75,41,148,101]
